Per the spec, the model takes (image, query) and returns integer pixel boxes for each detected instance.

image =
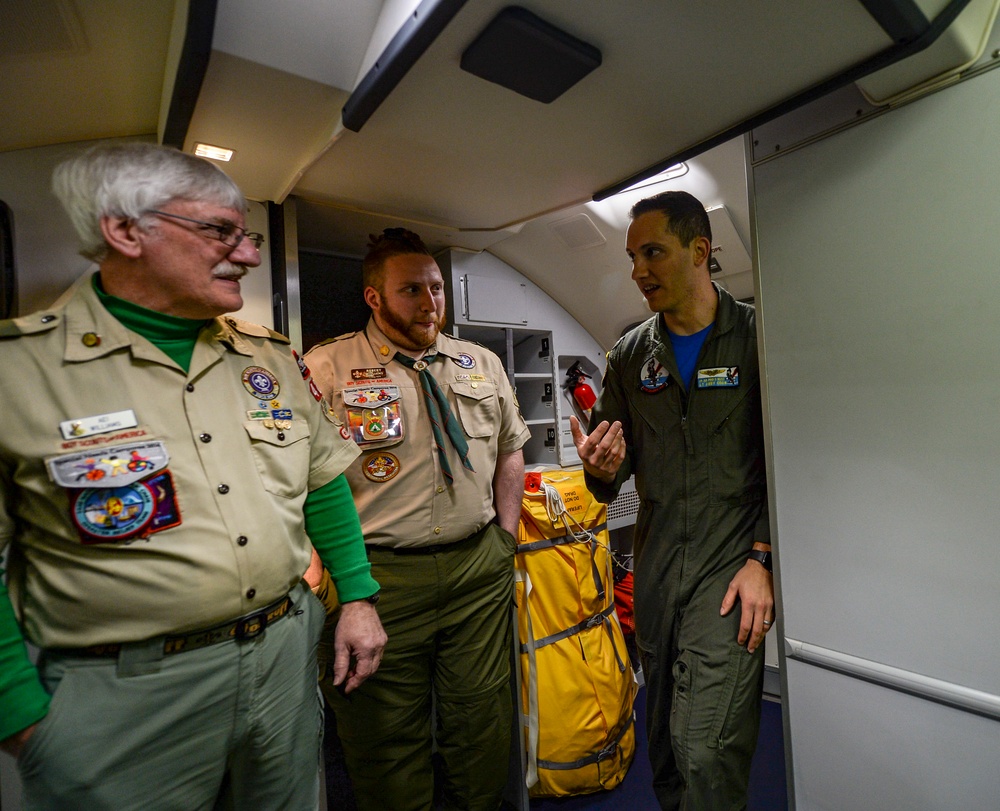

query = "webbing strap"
[536,712,635,771]
[516,522,609,553]
[520,604,616,653]
[516,568,541,789]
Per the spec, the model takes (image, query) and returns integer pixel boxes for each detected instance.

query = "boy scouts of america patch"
[696,366,740,388]
[242,366,280,400]
[362,452,400,483]
[639,357,669,393]
[454,353,476,369]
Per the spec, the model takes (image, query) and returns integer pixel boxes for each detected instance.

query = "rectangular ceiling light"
[193,143,234,162]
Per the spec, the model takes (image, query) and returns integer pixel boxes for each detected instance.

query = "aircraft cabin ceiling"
[2,0,993,266]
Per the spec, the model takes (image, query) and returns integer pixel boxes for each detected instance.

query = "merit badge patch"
[697,366,740,388]
[242,366,280,401]
[639,357,670,393]
[343,385,404,446]
[362,452,401,483]
[454,353,476,369]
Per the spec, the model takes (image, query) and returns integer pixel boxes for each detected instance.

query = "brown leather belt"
[49,593,295,658]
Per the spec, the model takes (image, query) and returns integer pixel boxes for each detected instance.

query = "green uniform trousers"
[18,582,326,811]
[639,564,765,811]
[323,523,515,811]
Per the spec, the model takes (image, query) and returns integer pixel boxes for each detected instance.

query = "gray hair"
[52,142,247,261]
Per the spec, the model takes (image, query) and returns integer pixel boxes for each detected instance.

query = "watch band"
[747,549,772,573]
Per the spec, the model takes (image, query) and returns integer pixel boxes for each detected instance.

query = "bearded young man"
[304,228,529,811]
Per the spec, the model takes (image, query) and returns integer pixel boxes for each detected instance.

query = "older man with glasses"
[0,142,386,810]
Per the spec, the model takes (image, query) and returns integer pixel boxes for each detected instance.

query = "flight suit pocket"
[708,383,762,505]
[452,381,497,438]
[243,419,311,498]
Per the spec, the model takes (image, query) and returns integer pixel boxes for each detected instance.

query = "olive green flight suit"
[587,286,769,811]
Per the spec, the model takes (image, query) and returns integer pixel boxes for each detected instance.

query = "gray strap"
[517,521,608,553]
[519,604,616,653]
[536,712,635,771]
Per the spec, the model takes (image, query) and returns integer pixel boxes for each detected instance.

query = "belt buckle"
[234,611,269,640]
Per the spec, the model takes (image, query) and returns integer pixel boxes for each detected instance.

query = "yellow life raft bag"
[515,469,637,798]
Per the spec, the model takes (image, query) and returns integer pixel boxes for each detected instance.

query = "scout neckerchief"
[394,351,474,484]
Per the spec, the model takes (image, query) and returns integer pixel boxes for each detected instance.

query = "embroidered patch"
[271,408,293,420]
[454,353,476,369]
[48,441,169,489]
[247,409,270,420]
[362,452,401,483]
[339,426,351,441]
[639,357,670,393]
[72,482,156,542]
[697,366,740,388]
[308,379,323,402]
[242,366,280,400]
[293,350,310,381]
[352,367,388,381]
[58,428,151,453]
[455,373,488,382]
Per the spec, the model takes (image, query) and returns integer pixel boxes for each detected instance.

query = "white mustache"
[212,262,248,280]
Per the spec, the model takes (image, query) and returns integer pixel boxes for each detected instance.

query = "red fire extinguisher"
[565,362,597,418]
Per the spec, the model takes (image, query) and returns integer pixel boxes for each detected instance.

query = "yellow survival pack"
[516,468,637,798]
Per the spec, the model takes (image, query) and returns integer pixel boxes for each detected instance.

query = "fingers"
[569,415,585,447]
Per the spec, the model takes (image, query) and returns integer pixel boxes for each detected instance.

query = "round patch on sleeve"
[454,353,476,369]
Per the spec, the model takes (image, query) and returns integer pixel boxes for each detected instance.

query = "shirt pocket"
[243,418,312,498]
[451,381,498,438]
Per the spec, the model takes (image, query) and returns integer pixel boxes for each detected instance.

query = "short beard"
[379,306,442,350]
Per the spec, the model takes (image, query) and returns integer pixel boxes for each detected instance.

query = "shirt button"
[434,527,442,535]
[237,535,248,546]
[436,486,444,494]
[199,433,212,443]
[218,484,230,494]
[41,315,56,324]
[186,383,195,392]
[276,432,286,441]
[246,588,256,599]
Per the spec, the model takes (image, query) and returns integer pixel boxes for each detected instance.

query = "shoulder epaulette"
[223,316,291,344]
[0,312,61,339]
[311,331,359,348]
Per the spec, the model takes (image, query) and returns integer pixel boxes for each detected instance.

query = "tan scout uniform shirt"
[305,319,530,548]
[0,276,359,648]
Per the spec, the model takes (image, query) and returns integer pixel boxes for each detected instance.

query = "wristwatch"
[747,549,772,573]
[364,591,381,606]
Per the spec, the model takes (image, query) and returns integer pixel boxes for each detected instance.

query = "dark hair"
[629,191,711,248]
[362,228,431,291]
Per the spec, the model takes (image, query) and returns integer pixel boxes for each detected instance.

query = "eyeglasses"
[146,210,265,250]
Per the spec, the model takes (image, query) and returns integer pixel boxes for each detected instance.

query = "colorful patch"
[271,408,293,420]
[144,471,182,534]
[242,366,280,400]
[293,350,311,381]
[339,426,351,441]
[697,366,740,388]
[343,385,404,446]
[454,353,476,369]
[362,452,401,483]
[247,409,270,420]
[639,357,670,393]
[352,367,388,381]
[59,409,138,440]
[48,441,169,489]
[308,379,323,402]
[72,482,156,542]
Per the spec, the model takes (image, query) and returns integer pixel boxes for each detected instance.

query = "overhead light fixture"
[460,6,601,103]
[193,143,234,162]
[622,163,689,193]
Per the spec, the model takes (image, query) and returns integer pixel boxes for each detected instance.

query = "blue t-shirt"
[669,322,713,390]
